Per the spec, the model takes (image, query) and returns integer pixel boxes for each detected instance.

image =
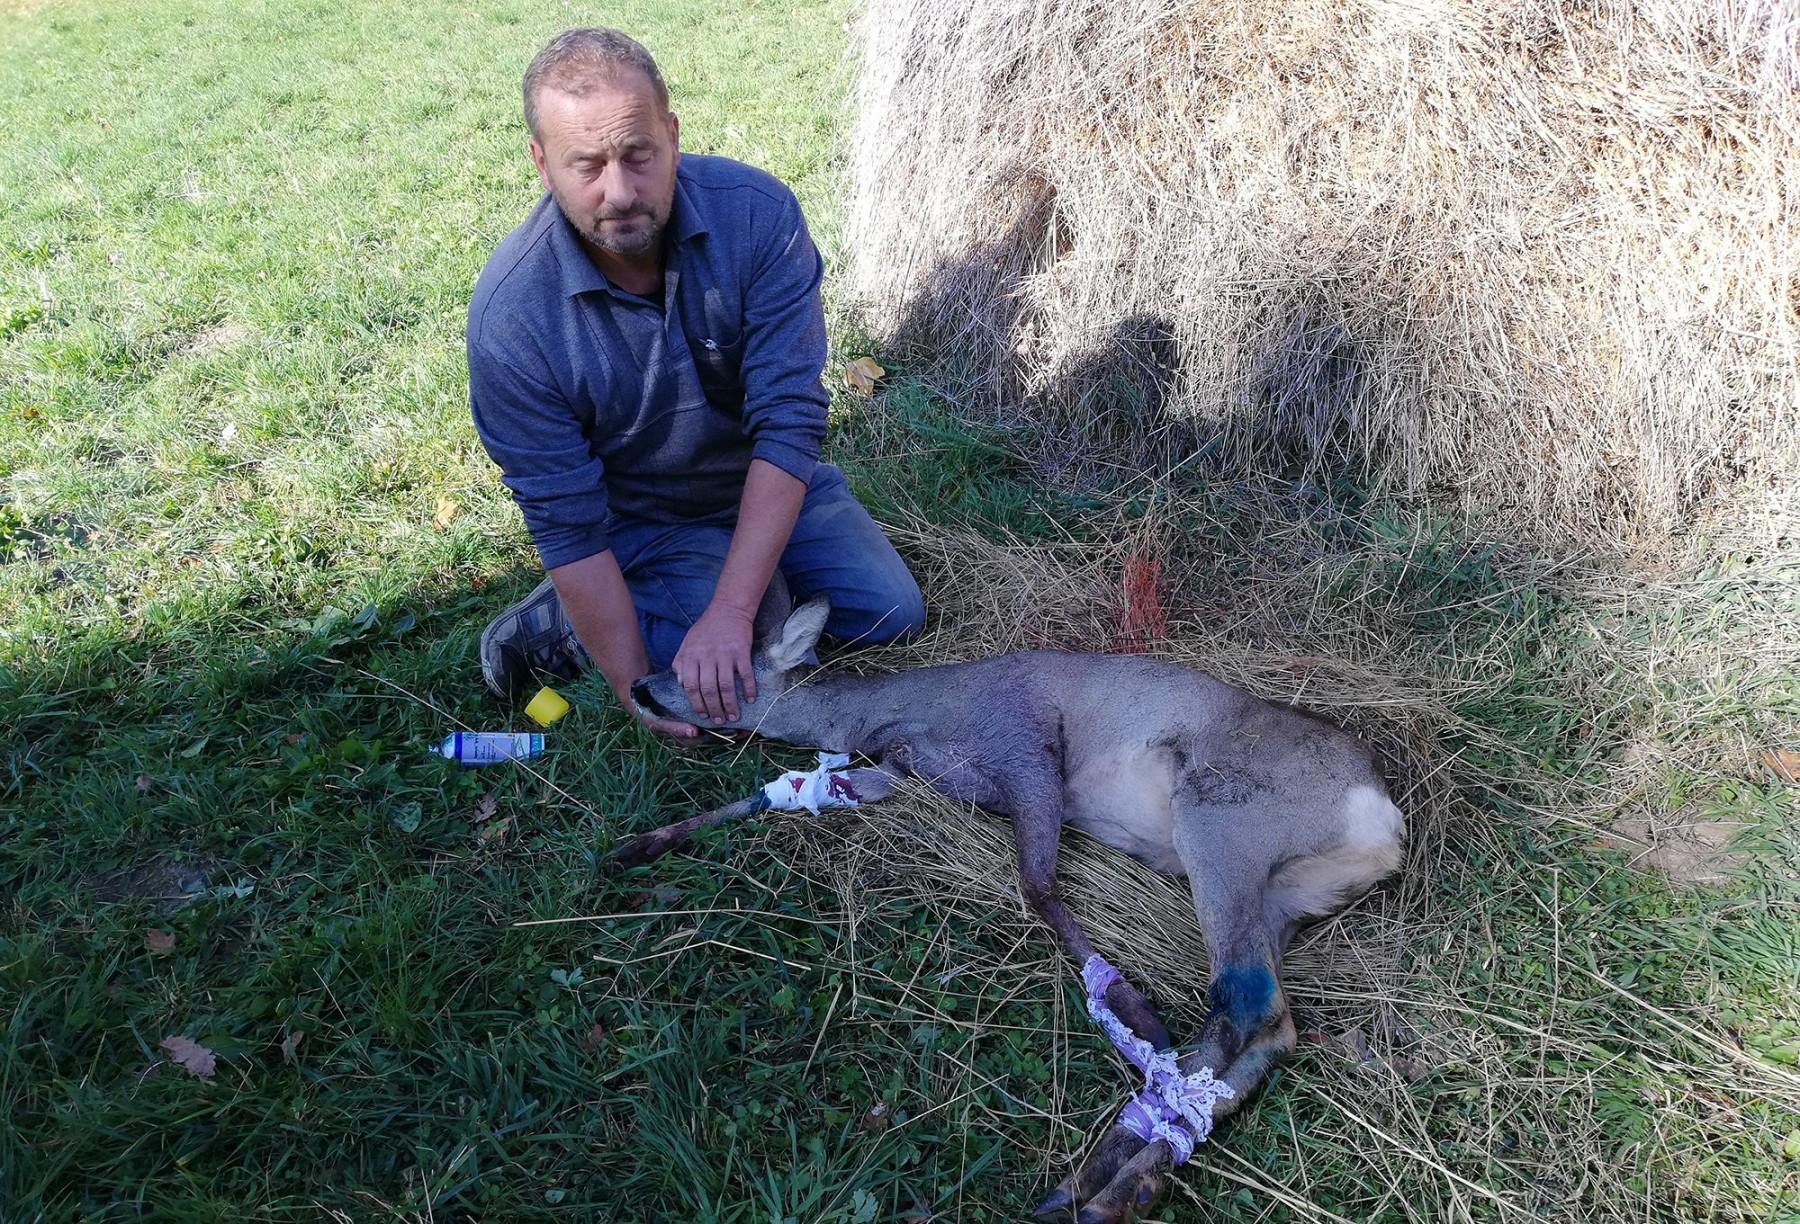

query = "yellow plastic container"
[524,685,571,728]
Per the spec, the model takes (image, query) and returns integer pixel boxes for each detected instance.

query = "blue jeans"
[608,464,926,670]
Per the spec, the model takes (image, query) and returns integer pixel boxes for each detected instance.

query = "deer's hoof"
[1035,1123,1148,1221]
[1074,1205,1129,1224]
[1074,1138,1173,1224]
[602,843,647,872]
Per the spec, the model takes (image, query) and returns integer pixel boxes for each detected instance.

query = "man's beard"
[574,205,666,257]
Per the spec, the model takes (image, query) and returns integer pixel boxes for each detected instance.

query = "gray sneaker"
[479,577,591,700]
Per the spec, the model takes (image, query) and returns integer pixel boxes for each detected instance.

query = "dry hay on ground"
[843,0,1800,545]
[788,505,1482,1016]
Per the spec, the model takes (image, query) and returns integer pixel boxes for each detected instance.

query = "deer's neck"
[758,670,918,755]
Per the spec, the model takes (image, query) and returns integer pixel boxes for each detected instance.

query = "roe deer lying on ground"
[620,599,1404,1224]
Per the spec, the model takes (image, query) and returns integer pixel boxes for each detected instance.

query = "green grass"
[3,1,1798,1221]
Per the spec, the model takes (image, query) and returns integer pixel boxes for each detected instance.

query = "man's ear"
[528,135,552,191]
[765,599,830,671]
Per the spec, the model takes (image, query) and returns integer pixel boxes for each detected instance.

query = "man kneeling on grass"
[467,27,924,739]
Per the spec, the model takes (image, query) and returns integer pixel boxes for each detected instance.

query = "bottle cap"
[524,686,571,727]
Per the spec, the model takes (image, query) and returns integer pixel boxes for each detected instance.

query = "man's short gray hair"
[522,28,669,139]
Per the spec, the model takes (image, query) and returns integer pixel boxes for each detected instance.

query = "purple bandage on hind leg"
[1120,1089,1196,1164]
[1082,954,1235,1165]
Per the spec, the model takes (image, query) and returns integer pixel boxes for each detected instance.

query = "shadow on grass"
[0,559,856,1220]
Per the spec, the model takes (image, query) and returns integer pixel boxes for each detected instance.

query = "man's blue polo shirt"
[466,154,829,570]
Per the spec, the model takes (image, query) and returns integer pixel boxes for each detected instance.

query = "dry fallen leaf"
[135,774,153,795]
[842,356,886,398]
[584,1023,606,1049]
[472,793,510,844]
[1334,1026,1376,1063]
[160,1035,217,1079]
[432,497,461,530]
[1763,749,1800,784]
[145,929,176,955]
[280,1030,304,1064]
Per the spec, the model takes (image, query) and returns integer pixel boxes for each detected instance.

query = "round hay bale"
[843,0,1800,542]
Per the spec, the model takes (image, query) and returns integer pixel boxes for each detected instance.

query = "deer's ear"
[766,598,830,671]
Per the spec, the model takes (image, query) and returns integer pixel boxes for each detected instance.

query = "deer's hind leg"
[1166,773,1340,1112]
[1061,776,1311,1224]
[1051,770,1339,1216]
[1179,773,1403,1111]
[1049,768,1403,1224]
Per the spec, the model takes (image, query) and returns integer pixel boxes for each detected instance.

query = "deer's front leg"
[1013,803,1171,1049]
[897,737,1179,1222]
[901,738,1168,1038]
[989,770,1176,1223]
[606,764,900,870]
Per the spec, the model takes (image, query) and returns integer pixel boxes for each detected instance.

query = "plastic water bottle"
[433,731,544,766]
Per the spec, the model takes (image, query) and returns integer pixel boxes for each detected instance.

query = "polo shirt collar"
[666,168,710,247]
[552,168,710,300]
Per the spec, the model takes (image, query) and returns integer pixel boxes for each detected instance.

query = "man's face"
[528,71,679,260]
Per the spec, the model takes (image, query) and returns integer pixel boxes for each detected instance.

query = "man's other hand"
[673,603,757,723]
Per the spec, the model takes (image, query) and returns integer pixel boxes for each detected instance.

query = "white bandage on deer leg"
[761,752,865,814]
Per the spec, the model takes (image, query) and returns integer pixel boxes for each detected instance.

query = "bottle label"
[453,732,542,765]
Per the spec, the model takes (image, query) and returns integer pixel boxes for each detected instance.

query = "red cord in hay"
[1114,553,1168,653]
